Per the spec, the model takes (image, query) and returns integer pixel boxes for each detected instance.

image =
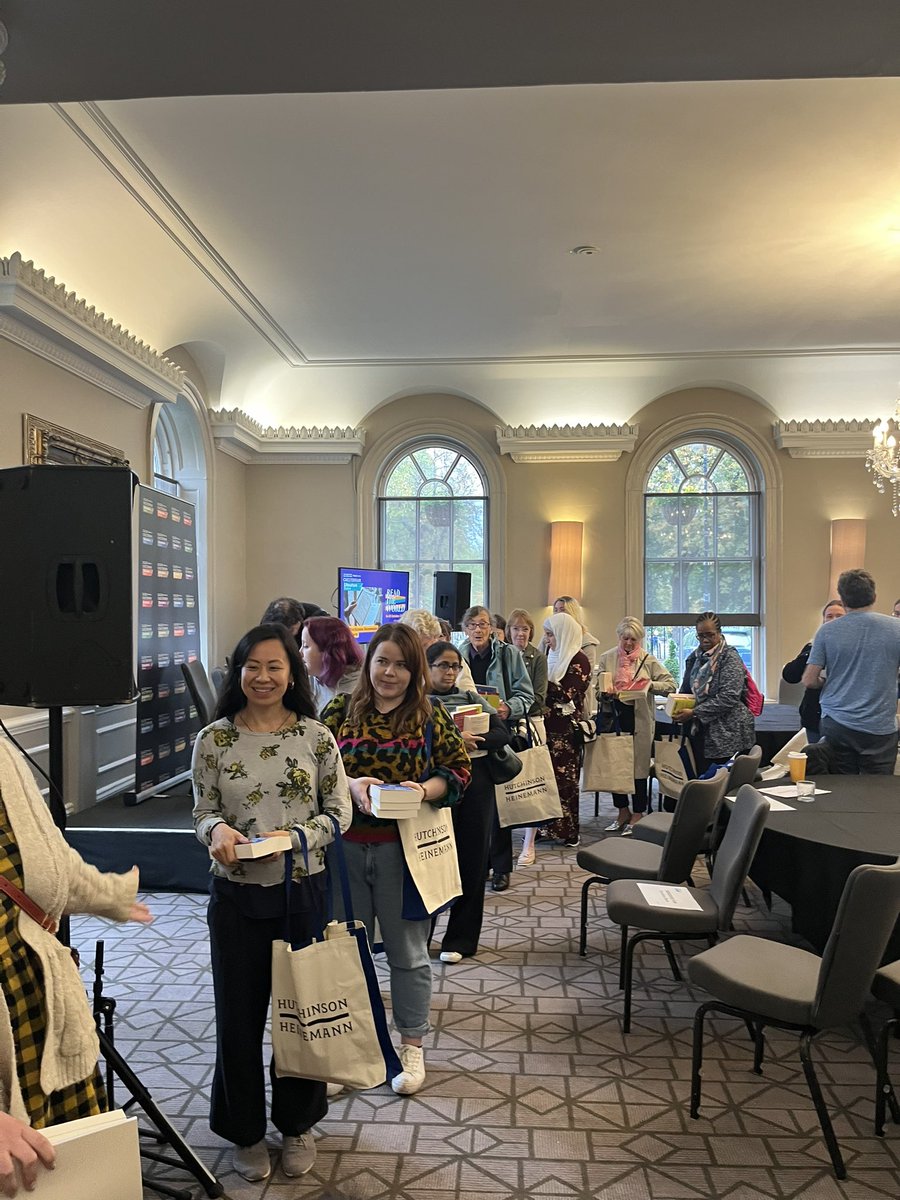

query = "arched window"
[644,439,761,680]
[379,441,488,611]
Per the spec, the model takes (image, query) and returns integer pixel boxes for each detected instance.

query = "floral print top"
[191,717,352,883]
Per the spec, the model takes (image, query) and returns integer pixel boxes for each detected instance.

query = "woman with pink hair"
[300,616,364,715]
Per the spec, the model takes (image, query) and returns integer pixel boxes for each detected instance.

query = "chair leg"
[690,1002,713,1118]
[799,1031,846,1181]
[622,932,638,1034]
[662,937,682,983]
[871,1016,899,1135]
[618,925,628,990]
[740,885,752,908]
[579,876,604,957]
[752,1023,765,1074]
[594,791,600,817]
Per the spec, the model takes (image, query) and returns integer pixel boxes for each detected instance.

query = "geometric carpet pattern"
[70,793,900,1200]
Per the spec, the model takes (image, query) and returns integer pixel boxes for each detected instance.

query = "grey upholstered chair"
[576,768,729,957]
[688,857,900,1180]
[181,660,218,727]
[871,959,900,1136]
[632,745,762,855]
[606,784,769,1032]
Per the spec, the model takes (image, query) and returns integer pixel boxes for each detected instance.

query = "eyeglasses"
[465,621,491,631]
[433,661,462,671]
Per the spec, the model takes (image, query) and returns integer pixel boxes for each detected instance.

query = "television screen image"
[338,567,410,644]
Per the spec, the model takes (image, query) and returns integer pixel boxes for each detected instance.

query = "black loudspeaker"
[433,571,471,627]
[0,466,137,707]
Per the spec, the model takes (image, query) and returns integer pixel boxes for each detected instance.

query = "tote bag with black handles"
[271,817,401,1090]
[580,701,635,794]
[493,717,563,828]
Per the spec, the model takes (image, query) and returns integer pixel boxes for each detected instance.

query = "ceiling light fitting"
[867,398,900,515]
[569,245,599,256]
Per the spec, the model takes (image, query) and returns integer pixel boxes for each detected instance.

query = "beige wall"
[211,449,248,666]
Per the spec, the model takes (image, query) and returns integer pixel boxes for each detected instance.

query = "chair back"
[811,858,900,1029]
[181,660,218,727]
[658,768,729,883]
[708,785,769,928]
[726,745,762,791]
[777,677,804,706]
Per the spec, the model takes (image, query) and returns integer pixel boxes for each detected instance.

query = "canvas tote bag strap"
[288,816,357,945]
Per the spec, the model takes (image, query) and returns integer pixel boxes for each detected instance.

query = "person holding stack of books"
[192,623,351,1183]
[321,623,470,1097]
[596,617,676,833]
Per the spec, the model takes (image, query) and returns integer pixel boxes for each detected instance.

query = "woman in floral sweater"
[192,623,351,1184]
[322,623,470,1098]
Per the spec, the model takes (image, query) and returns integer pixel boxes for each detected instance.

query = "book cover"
[475,685,501,710]
[234,833,293,860]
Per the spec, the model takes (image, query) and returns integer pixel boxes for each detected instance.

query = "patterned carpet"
[70,794,900,1200]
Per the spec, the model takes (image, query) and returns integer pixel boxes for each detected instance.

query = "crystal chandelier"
[867,401,900,515]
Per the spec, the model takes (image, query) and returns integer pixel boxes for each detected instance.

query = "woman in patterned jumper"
[192,623,351,1184]
[321,624,470,1097]
[542,612,592,847]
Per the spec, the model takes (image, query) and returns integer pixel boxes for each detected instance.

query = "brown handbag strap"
[0,876,58,933]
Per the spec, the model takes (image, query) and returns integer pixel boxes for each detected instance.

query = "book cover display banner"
[135,486,201,798]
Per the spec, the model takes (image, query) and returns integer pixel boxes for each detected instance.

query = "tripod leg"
[97,1029,223,1198]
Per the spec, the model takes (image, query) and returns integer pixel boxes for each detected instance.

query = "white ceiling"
[3,7,900,427]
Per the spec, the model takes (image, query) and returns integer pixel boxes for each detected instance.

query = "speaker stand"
[93,941,223,1199]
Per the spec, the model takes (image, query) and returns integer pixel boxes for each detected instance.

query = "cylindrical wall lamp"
[548,521,584,607]
[829,518,867,598]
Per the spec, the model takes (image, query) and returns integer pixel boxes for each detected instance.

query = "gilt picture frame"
[24,413,129,468]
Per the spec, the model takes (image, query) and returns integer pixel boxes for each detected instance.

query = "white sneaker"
[440,950,463,964]
[233,1140,271,1182]
[282,1131,316,1177]
[516,847,535,867]
[325,1080,343,1098]
[391,1044,426,1095]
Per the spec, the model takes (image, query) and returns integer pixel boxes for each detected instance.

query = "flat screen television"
[337,567,410,645]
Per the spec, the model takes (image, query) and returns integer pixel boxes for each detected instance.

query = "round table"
[738,774,900,955]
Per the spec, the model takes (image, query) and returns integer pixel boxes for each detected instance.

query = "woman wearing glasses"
[425,641,512,961]
[458,606,534,891]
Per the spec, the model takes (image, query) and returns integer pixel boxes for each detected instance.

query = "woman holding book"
[425,640,511,962]
[192,623,351,1183]
[321,624,470,1096]
[542,612,592,847]
[597,617,676,833]
[0,736,151,1170]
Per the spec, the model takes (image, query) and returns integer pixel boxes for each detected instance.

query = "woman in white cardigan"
[596,617,676,833]
[0,737,151,1133]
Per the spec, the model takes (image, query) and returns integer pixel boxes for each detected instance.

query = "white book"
[234,833,293,859]
[26,1110,142,1198]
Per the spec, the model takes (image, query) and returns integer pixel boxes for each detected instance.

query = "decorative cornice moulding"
[209,408,366,464]
[0,253,186,408]
[495,422,639,463]
[773,418,877,458]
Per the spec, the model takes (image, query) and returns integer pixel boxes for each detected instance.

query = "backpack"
[742,664,764,717]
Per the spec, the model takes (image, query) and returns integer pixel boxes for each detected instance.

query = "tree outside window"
[379,443,487,611]
[644,440,760,682]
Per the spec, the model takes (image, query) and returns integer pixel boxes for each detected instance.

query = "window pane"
[381,500,417,560]
[710,453,750,492]
[646,453,683,493]
[447,458,484,496]
[646,562,678,612]
[678,496,714,557]
[452,499,484,559]
[414,447,458,480]
[420,480,452,498]
[674,443,720,479]
[716,495,751,557]
[718,562,754,612]
[644,498,679,558]
[384,457,421,497]
[418,500,451,559]
[685,561,714,611]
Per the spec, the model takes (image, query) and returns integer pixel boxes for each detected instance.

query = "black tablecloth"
[656,702,801,765]
[735,774,900,956]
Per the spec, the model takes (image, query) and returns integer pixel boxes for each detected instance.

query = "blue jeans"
[333,840,432,1039]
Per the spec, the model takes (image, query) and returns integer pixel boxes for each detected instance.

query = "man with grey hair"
[802,569,900,774]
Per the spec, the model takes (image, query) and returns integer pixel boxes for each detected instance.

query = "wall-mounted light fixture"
[548,521,583,607]
[829,519,866,597]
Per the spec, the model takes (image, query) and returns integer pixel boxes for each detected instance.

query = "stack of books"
[370,783,422,819]
[665,693,696,717]
[447,703,490,734]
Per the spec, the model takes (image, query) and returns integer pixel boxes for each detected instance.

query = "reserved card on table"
[636,883,703,911]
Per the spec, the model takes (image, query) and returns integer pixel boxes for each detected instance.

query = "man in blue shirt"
[802,569,900,774]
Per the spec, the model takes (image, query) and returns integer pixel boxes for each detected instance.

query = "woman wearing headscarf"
[597,617,676,833]
[542,612,591,847]
[551,597,600,714]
